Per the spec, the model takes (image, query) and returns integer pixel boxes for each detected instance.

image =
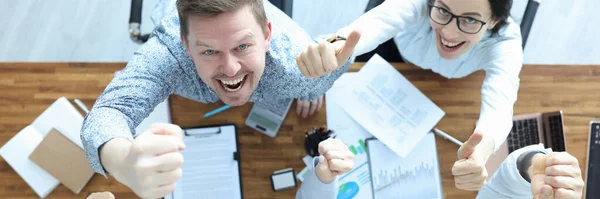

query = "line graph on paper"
[367,132,443,199]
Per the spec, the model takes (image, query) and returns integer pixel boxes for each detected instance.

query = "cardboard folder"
[29,128,94,194]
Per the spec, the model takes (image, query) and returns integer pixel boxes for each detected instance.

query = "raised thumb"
[337,30,361,60]
[458,131,484,159]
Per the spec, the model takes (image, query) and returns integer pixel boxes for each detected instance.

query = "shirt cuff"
[81,108,134,177]
[509,144,547,184]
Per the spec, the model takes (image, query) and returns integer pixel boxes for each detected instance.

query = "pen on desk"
[203,105,231,118]
[74,99,90,114]
[433,128,463,146]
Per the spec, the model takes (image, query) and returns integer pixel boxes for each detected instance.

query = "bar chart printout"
[367,132,443,199]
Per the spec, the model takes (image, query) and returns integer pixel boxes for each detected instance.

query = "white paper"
[32,97,84,148]
[368,132,443,198]
[302,155,313,168]
[0,126,59,198]
[296,167,311,182]
[338,55,445,157]
[326,73,373,199]
[167,125,241,199]
[0,97,88,198]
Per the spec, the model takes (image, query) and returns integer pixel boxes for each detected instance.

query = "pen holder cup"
[304,127,334,157]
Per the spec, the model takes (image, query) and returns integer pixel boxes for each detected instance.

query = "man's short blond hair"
[177,0,268,41]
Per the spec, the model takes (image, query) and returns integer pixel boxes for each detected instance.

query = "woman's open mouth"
[218,74,247,92]
[440,35,466,53]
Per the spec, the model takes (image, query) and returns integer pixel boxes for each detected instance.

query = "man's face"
[182,5,271,106]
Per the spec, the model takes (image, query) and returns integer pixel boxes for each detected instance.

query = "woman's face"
[429,0,498,60]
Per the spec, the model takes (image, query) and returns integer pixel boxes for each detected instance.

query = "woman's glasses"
[428,4,489,34]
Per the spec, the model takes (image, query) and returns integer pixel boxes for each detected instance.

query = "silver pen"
[74,99,90,114]
[433,128,463,146]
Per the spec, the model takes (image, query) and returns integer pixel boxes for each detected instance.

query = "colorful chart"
[348,139,367,155]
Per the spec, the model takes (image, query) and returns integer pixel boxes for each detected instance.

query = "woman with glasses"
[297,0,524,194]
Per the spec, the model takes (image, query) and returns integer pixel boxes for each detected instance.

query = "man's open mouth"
[218,74,247,92]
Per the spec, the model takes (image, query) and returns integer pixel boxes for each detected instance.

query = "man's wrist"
[99,138,132,175]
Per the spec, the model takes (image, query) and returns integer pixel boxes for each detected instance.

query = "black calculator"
[585,121,600,199]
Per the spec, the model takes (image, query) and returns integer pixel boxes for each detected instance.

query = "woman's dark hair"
[488,0,513,35]
[428,0,513,35]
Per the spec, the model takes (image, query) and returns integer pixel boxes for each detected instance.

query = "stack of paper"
[1,92,172,197]
[336,54,445,157]
[326,72,374,199]
[324,54,445,199]
[296,155,314,182]
[0,97,84,198]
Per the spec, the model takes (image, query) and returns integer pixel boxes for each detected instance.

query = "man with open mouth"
[80,0,354,198]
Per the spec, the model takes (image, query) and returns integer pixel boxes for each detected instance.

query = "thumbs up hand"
[452,131,495,191]
[296,30,361,78]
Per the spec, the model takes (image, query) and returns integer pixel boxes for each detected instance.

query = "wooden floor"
[0,62,597,198]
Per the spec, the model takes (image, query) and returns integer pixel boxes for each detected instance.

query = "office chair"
[520,0,541,49]
[128,0,293,44]
[354,0,541,62]
[268,0,293,18]
[129,0,149,43]
[355,0,403,62]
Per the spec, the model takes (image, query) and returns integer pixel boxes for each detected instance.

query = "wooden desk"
[0,63,596,198]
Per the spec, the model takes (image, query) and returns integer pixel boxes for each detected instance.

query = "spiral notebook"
[165,124,243,199]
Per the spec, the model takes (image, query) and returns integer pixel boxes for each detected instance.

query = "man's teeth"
[220,75,245,92]
[441,38,461,47]
[221,76,244,85]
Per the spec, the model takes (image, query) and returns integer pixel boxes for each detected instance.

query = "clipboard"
[166,124,243,199]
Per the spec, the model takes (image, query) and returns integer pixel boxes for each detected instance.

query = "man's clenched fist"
[529,152,584,199]
[101,123,185,199]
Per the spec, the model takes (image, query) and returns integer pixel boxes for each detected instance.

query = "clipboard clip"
[184,126,221,137]
[233,152,239,161]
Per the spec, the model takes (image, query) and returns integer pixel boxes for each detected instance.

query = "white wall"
[292,0,370,38]
[0,0,598,64]
[0,0,158,62]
